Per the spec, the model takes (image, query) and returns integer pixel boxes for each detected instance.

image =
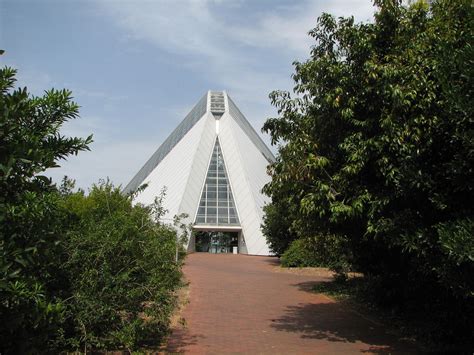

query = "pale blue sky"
[1,0,374,189]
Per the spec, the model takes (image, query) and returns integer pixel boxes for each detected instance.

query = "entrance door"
[195,231,238,253]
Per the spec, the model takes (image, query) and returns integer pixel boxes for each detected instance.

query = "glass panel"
[207,200,216,207]
[207,207,217,215]
[194,138,240,226]
[195,231,239,254]
[218,207,228,215]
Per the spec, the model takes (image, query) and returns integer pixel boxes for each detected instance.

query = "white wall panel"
[134,113,208,223]
[227,116,272,255]
[178,113,216,225]
[228,116,272,220]
[219,112,271,255]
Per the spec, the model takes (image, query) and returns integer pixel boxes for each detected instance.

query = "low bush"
[281,239,315,267]
[57,181,183,351]
[262,199,298,256]
[281,234,351,273]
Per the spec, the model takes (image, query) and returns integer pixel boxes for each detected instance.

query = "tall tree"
[0,66,92,351]
[263,0,473,342]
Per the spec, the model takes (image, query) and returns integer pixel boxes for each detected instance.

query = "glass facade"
[195,138,239,225]
[195,231,239,253]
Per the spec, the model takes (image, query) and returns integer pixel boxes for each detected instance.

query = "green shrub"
[0,66,184,352]
[262,198,298,256]
[0,66,91,353]
[281,239,316,267]
[281,234,351,272]
[58,181,183,351]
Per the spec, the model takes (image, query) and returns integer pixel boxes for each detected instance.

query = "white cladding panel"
[227,115,272,221]
[133,114,208,222]
[219,112,271,255]
[178,113,216,224]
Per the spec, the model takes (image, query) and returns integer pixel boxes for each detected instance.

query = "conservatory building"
[123,91,274,256]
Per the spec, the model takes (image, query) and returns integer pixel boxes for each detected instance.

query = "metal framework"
[195,138,239,225]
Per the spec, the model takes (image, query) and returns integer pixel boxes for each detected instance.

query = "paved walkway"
[166,253,417,354]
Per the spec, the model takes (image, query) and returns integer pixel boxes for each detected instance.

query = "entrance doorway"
[195,231,238,253]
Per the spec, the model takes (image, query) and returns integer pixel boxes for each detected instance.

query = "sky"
[1,0,375,190]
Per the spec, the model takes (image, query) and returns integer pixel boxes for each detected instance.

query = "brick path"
[166,253,417,354]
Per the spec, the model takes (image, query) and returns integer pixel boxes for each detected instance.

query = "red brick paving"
[166,253,418,354]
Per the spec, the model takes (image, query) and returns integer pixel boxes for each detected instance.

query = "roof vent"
[210,91,225,119]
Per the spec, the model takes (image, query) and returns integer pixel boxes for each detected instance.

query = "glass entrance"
[195,231,238,253]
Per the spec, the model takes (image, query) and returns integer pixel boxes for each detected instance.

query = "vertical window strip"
[195,138,240,226]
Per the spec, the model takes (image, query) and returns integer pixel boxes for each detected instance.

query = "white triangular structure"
[124,91,274,255]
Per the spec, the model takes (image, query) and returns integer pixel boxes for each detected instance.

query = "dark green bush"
[263,0,473,346]
[281,234,350,272]
[281,239,317,267]
[264,0,474,289]
[262,197,298,256]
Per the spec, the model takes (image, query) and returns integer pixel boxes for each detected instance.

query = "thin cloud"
[97,0,374,103]
[47,138,160,190]
[48,0,376,189]
[229,0,374,56]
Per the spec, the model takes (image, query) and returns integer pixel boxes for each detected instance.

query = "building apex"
[208,91,226,119]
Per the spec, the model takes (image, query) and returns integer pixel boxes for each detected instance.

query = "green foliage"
[281,239,316,267]
[0,66,92,352]
[263,0,473,346]
[261,201,297,256]
[0,67,184,352]
[58,181,182,350]
[174,212,192,261]
[281,234,351,272]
